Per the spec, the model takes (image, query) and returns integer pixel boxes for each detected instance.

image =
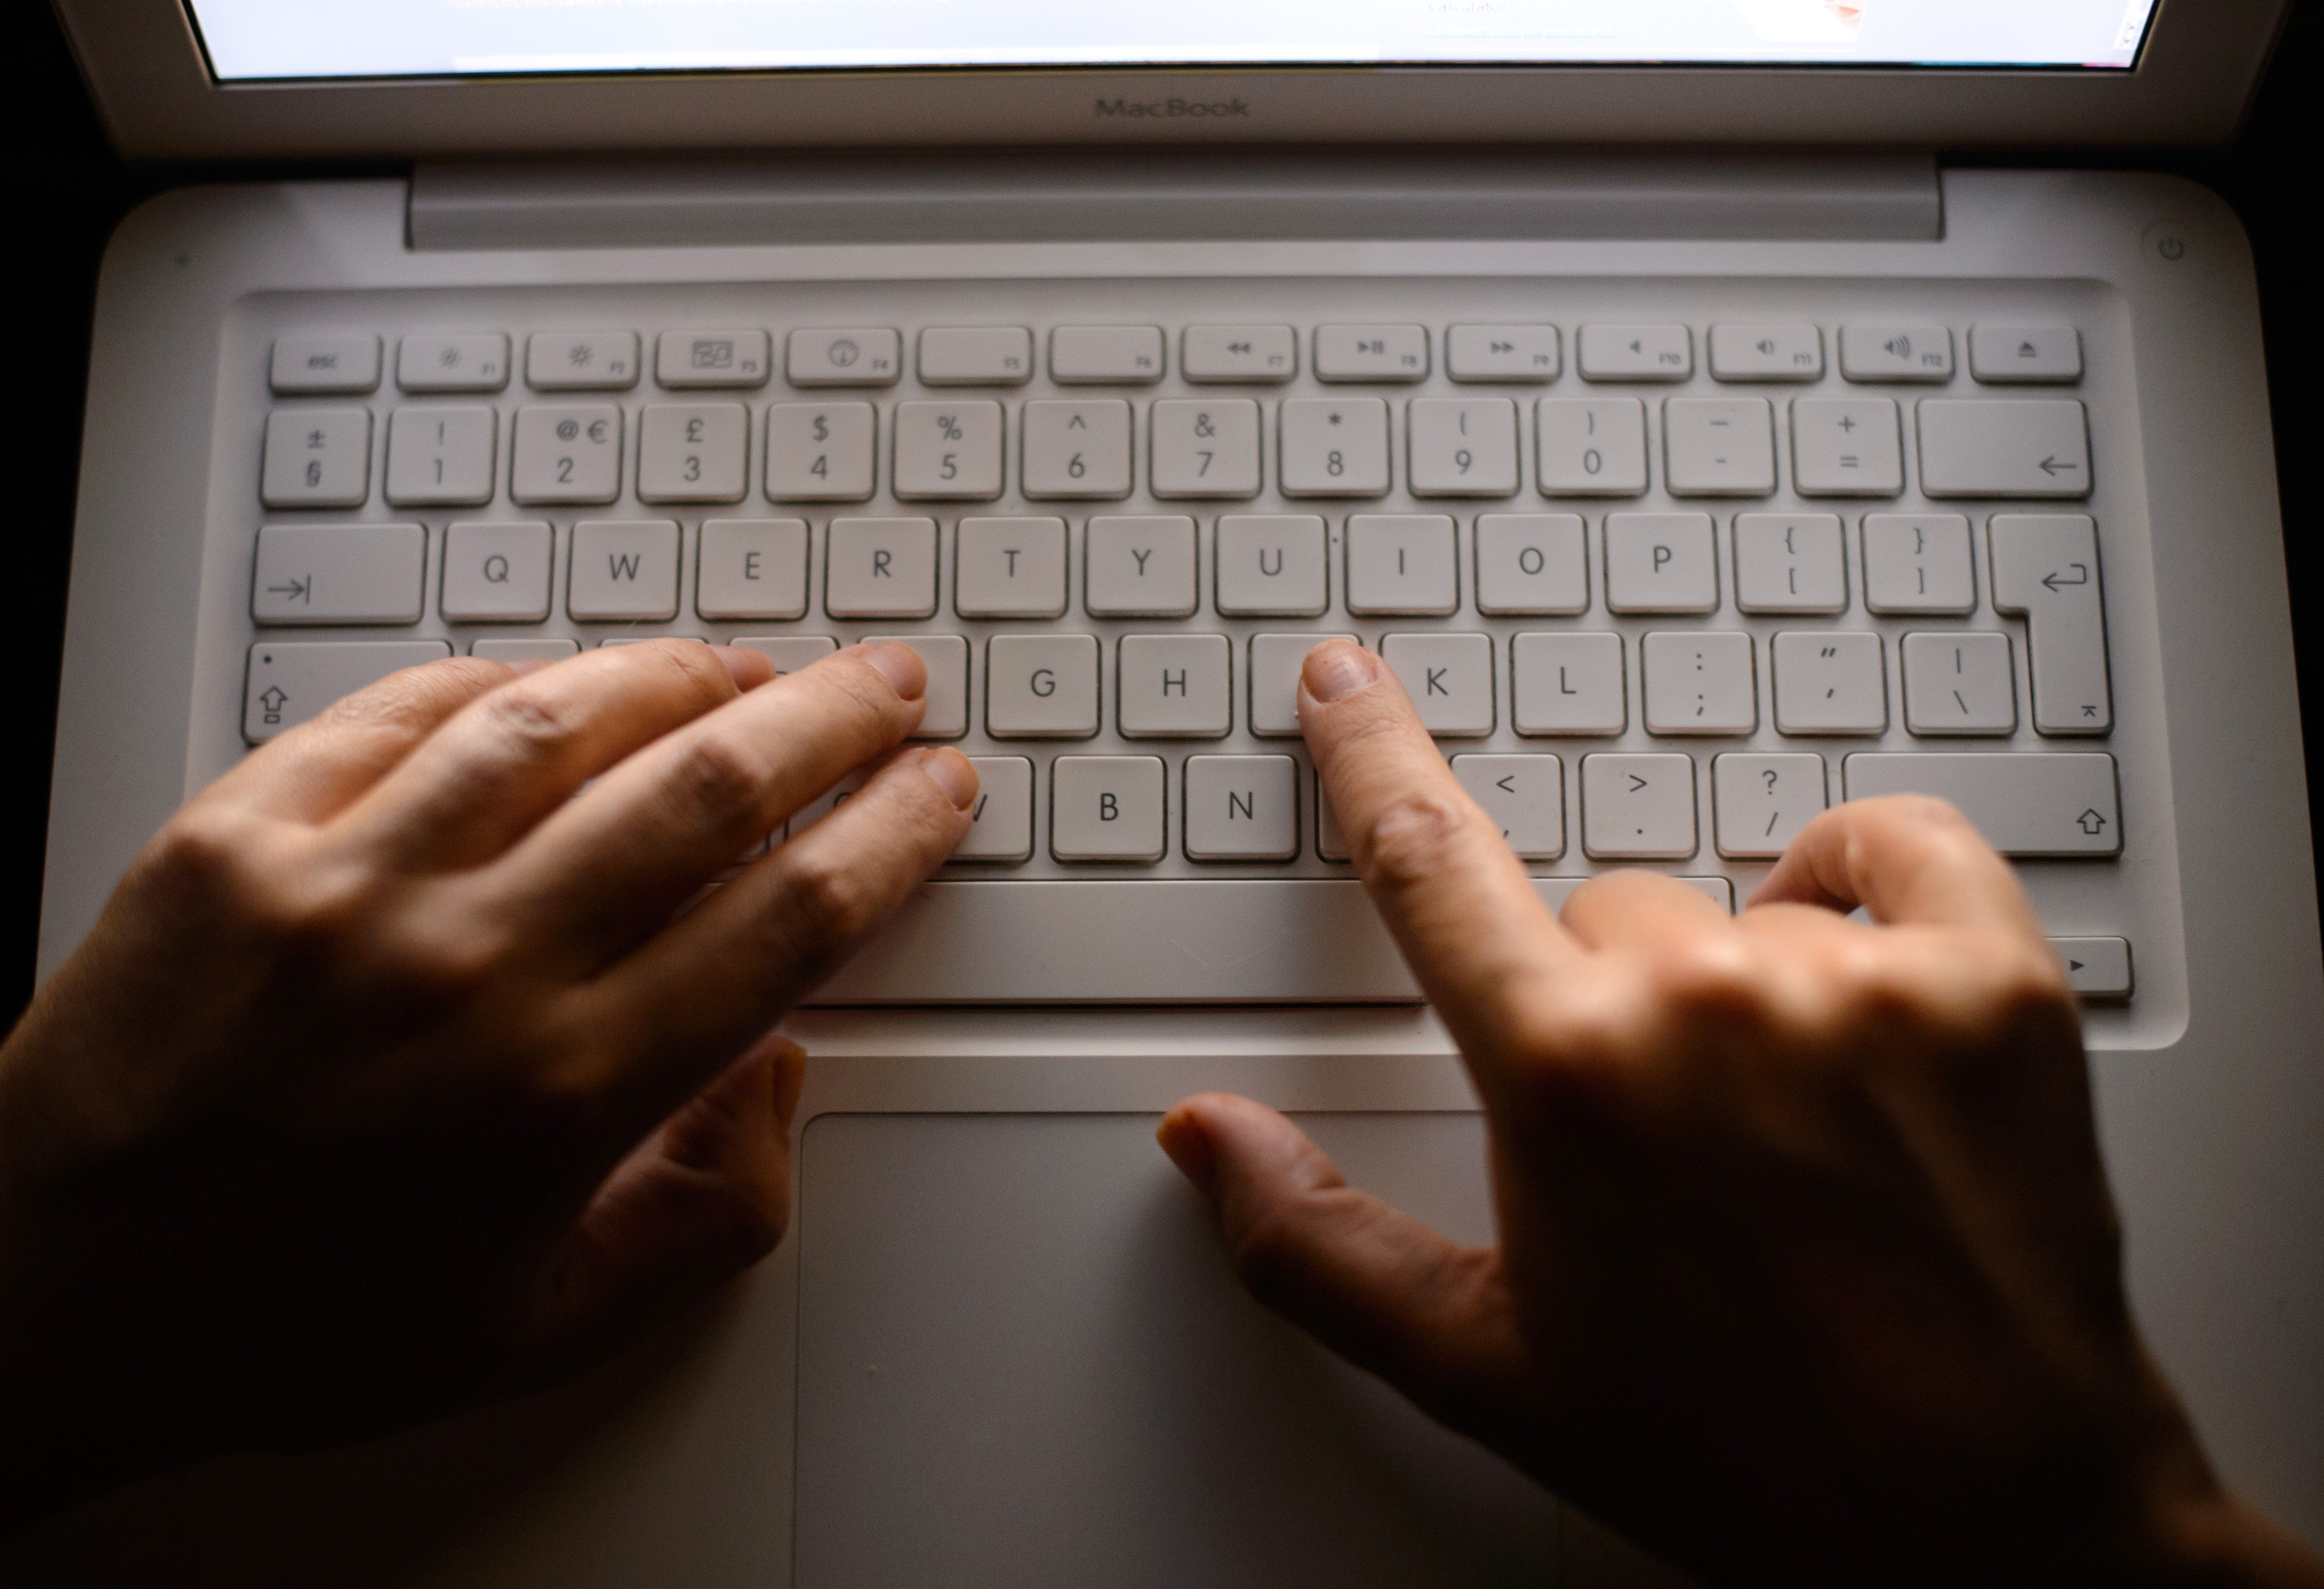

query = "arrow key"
[1452,754,1566,859]
[251,522,425,625]
[2048,936,2132,1000]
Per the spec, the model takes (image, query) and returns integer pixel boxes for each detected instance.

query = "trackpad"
[795,1112,1557,1587]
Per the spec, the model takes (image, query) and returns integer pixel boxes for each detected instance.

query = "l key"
[1989,514,2111,734]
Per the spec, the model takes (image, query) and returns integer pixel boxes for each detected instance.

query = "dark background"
[8,5,2321,1020]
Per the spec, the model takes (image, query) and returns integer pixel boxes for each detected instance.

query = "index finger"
[1752,794,2048,939]
[1297,640,1574,1061]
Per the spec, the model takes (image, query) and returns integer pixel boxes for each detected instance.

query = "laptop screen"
[185,0,2158,82]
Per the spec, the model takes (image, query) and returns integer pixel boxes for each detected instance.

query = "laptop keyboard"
[239,305,2134,1003]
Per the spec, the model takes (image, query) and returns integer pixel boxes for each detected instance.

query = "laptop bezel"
[56,0,2285,161]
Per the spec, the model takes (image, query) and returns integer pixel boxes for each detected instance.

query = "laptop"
[15,0,2321,1580]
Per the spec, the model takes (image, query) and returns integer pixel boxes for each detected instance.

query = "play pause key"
[2049,936,2132,1000]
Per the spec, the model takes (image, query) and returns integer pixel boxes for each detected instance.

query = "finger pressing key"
[486,643,929,968]
[1298,639,1573,1067]
[1754,795,2046,939]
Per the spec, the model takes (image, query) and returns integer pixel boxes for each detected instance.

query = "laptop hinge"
[407,148,1940,250]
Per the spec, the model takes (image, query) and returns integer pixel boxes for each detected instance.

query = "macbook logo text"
[1095,96,1251,119]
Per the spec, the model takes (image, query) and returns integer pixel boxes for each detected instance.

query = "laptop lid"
[55,0,2288,160]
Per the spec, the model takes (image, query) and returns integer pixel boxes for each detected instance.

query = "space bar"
[809,880,1422,1004]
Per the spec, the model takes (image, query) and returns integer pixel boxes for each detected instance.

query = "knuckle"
[646,637,739,707]
[663,730,776,825]
[1360,792,1472,890]
[780,849,880,946]
[474,681,582,762]
[1639,932,1766,1024]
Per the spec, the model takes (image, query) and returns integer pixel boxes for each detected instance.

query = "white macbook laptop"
[15,0,2322,1581]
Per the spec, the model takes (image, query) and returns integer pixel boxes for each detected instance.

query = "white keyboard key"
[510,404,622,504]
[1902,631,2017,735]
[1582,752,1697,859]
[567,520,679,622]
[1644,631,1757,735]
[1664,398,1775,496]
[1118,633,1231,737]
[1280,397,1390,497]
[893,400,1004,501]
[1840,324,1952,384]
[244,639,449,743]
[271,333,379,395]
[1217,515,1328,616]
[955,517,1068,619]
[1408,398,1519,497]
[1772,631,1887,735]
[1841,753,2120,856]
[1476,515,1588,616]
[1250,632,1358,737]
[2050,936,2132,999]
[472,638,577,663]
[1021,399,1132,500]
[1185,756,1300,861]
[697,518,809,621]
[862,633,969,738]
[1537,399,1648,496]
[1182,324,1296,384]
[1380,632,1494,737]
[1918,400,2091,499]
[1862,514,1975,614]
[1511,632,1626,736]
[655,329,769,389]
[1346,514,1457,616]
[1970,325,2082,385]
[986,634,1099,738]
[251,523,423,625]
[638,403,748,503]
[787,328,901,388]
[1790,398,1904,497]
[397,333,509,394]
[1451,754,1565,859]
[442,520,553,623]
[385,406,495,507]
[1446,325,1560,383]
[765,402,876,502]
[1086,516,1198,617]
[732,634,838,676]
[1314,324,1428,383]
[1990,513,2111,734]
[261,408,371,509]
[1052,756,1166,861]
[918,327,1033,386]
[954,756,1035,862]
[527,331,639,391]
[1152,399,1261,498]
[1578,324,1692,382]
[1050,325,1164,384]
[1708,325,1823,383]
[1734,512,1847,614]
[599,637,707,648]
[1712,752,1827,858]
[826,518,940,619]
[1605,512,1718,613]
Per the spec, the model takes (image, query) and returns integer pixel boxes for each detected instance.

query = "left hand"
[0,639,974,1530]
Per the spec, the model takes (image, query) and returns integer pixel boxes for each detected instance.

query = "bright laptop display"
[186,0,2158,81]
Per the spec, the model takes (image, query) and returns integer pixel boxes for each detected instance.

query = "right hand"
[1160,639,2324,1587]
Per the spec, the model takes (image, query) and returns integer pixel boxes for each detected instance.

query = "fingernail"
[1156,1108,1218,1197]
[1302,640,1381,704]
[711,644,774,691]
[917,747,979,811]
[860,642,927,702]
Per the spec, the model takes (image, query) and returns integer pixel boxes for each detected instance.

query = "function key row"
[258,395,2095,512]
[268,322,2085,397]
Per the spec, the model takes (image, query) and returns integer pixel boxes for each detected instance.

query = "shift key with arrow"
[250,522,427,625]
[1990,513,2111,734]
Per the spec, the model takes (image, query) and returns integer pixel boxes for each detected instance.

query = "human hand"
[0,640,975,1530]
[1160,640,2323,1588]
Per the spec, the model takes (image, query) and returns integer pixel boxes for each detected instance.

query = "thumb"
[521,1032,806,1370]
[1159,1092,1532,1432]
